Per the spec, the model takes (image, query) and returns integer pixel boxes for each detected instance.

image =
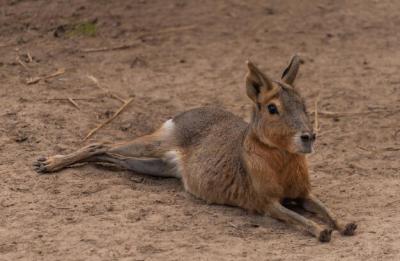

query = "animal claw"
[33,157,49,174]
[342,222,357,236]
[318,228,332,243]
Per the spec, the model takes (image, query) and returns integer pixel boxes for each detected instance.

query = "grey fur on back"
[171,107,253,206]
[172,106,248,148]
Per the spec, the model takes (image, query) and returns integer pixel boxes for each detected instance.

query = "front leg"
[266,201,333,242]
[300,194,357,236]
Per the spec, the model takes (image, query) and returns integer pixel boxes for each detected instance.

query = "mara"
[35,55,356,242]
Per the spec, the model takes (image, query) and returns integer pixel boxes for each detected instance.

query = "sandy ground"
[1,0,400,260]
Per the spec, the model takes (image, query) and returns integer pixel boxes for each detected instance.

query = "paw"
[33,156,51,174]
[33,155,63,174]
[341,222,357,236]
[318,228,332,243]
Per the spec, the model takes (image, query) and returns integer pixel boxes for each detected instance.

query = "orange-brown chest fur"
[243,136,311,211]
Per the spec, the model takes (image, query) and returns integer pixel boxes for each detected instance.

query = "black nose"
[301,133,316,142]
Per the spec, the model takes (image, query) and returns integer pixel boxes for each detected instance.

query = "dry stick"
[81,25,196,53]
[228,222,239,229]
[309,108,400,117]
[81,44,137,53]
[46,98,97,101]
[27,52,33,63]
[313,99,319,133]
[43,68,66,80]
[49,204,71,210]
[83,97,134,141]
[87,75,126,103]
[27,68,66,85]
[67,98,80,110]
[357,146,371,152]
[383,147,400,151]
[16,56,29,70]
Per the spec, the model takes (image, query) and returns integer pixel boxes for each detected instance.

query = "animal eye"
[267,104,279,115]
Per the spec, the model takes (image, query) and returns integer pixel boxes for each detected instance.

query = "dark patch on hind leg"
[88,154,177,178]
[318,228,332,243]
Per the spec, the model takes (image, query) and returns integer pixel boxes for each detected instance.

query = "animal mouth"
[299,143,313,154]
[292,133,315,154]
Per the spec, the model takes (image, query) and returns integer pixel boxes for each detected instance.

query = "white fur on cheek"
[292,132,303,150]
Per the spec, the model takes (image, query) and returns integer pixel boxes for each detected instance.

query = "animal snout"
[300,132,316,143]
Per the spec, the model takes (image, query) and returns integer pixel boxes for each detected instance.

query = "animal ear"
[281,54,301,85]
[246,60,274,103]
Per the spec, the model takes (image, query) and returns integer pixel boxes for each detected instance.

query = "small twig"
[44,68,66,80]
[383,147,400,152]
[27,68,66,85]
[49,204,71,210]
[357,146,371,152]
[87,75,126,103]
[1,201,16,208]
[26,77,41,84]
[313,99,319,133]
[47,97,81,110]
[309,110,349,117]
[385,199,400,207]
[82,44,138,53]
[67,98,80,110]
[83,97,134,140]
[16,56,29,70]
[228,222,239,229]
[153,24,197,35]
[46,98,97,101]
[27,52,33,63]
[81,25,196,53]
[309,108,400,117]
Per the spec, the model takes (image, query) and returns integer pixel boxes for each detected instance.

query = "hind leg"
[34,145,178,178]
[34,143,111,173]
[34,126,172,174]
[87,154,179,178]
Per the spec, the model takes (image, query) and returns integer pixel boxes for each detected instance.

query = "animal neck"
[241,125,310,200]
[242,128,291,171]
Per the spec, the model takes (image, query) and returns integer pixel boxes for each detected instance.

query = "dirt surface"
[1,0,400,260]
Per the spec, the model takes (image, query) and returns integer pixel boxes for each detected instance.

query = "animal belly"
[179,163,249,208]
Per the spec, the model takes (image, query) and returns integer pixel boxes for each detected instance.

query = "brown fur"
[170,106,310,212]
[34,55,357,242]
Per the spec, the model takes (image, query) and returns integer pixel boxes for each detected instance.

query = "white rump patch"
[160,118,175,139]
[164,150,183,178]
[160,119,182,178]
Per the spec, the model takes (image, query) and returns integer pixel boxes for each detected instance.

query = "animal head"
[245,55,315,154]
